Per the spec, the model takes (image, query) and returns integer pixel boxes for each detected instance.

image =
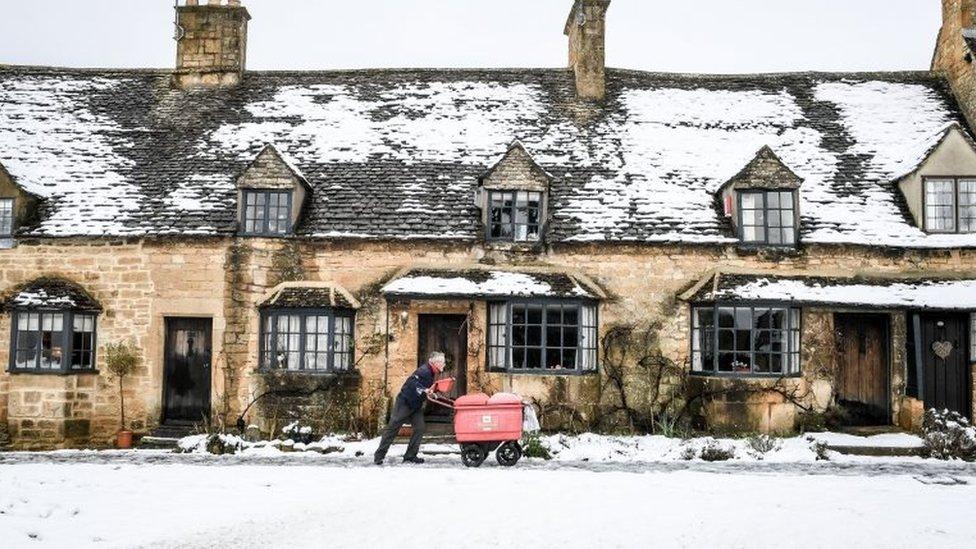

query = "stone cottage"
[2,0,976,449]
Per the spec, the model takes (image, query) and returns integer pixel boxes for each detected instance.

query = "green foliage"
[522,433,552,460]
[103,340,140,379]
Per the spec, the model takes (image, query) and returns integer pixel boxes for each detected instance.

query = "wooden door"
[418,315,467,422]
[163,318,213,425]
[835,314,889,424]
[918,314,971,418]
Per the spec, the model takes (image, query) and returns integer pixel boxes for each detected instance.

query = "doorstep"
[810,430,925,457]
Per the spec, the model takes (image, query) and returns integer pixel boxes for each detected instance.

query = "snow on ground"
[0,462,974,549]
[171,432,926,464]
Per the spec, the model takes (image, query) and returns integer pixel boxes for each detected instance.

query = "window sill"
[690,372,802,380]
[7,369,100,376]
[256,368,360,378]
[488,368,598,377]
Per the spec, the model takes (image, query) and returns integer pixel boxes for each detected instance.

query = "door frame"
[416,313,469,421]
[833,312,892,423]
[161,316,214,426]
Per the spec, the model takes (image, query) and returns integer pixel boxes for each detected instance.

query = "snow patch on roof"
[382,270,596,298]
[0,76,142,236]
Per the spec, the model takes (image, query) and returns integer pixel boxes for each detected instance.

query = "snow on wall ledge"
[381,270,597,299]
[716,277,976,310]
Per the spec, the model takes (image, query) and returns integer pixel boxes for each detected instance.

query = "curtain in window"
[488,302,509,369]
[580,304,598,372]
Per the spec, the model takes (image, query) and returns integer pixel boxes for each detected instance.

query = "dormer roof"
[479,140,554,190]
[717,146,803,195]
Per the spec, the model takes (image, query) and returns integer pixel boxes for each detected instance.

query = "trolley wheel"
[495,441,522,467]
[461,444,487,468]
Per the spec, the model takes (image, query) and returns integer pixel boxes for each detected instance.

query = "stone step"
[137,436,182,450]
[824,444,923,457]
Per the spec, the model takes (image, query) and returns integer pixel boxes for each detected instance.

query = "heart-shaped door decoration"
[932,340,954,360]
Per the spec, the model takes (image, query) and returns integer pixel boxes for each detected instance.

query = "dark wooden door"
[163,318,213,424]
[918,314,970,418]
[418,315,467,422]
[835,314,889,424]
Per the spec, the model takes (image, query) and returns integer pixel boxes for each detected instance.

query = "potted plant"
[104,341,141,449]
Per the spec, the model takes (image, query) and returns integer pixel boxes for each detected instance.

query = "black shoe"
[402,456,425,464]
[374,457,384,465]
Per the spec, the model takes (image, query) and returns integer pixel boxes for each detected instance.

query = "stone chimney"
[564,0,611,101]
[174,0,251,89]
[933,0,976,127]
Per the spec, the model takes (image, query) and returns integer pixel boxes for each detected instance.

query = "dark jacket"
[396,363,436,411]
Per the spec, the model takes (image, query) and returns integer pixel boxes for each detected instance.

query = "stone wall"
[2,236,976,446]
[174,2,250,88]
[934,0,976,128]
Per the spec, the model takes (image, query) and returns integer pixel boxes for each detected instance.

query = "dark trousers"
[374,398,425,461]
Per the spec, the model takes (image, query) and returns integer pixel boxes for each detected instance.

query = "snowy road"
[1,461,975,549]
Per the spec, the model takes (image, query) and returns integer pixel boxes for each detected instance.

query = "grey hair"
[428,351,446,365]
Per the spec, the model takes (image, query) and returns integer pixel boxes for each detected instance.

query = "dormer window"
[242,190,293,235]
[739,190,797,246]
[923,177,976,233]
[236,144,310,238]
[489,190,543,242]
[478,140,553,246]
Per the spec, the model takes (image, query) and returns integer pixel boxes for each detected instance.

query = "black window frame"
[258,307,356,374]
[690,302,802,378]
[922,177,976,234]
[7,309,99,375]
[240,189,294,236]
[486,190,545,243]
[737,189,799,247]
[487,298,598,376]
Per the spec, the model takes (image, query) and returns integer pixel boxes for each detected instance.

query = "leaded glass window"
[0,198,13,237]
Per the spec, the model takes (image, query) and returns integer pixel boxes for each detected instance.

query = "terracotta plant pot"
[116,430,134,449]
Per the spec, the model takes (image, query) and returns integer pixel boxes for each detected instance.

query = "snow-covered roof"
[1,277,101,311]
[0,66,970,247]
[382,269,601,299]
[688,273,976,310]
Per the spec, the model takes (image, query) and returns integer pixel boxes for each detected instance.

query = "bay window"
[260,308,355,373]
[488,300,597,373]
[10,310,97,373]
[692,304,801,376]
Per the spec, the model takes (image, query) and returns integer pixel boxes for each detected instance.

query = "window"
[242,190,292,235]
[970,313,976,363]
[10,311,97,373]
[691,305,800,376]
[739,190,797,246]
[924,178,976,233]
[488,191,543,242]
[0,198,12,237]
[260,308,355,373]
[488,300,597,373]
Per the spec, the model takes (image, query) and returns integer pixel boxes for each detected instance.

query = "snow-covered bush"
[921,409,976,462]
[747,434,781,456]
[699,441,735,462]
[177,434,245,455]
[282,421,316,444]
